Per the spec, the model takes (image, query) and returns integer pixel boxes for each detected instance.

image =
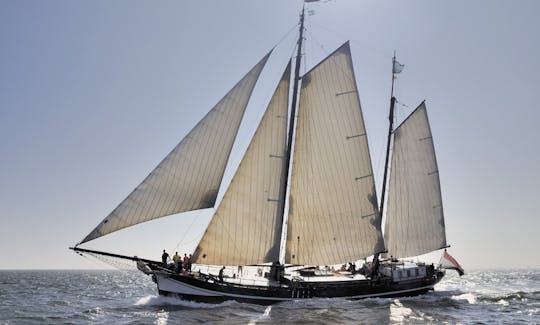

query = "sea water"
[0,270,538,324]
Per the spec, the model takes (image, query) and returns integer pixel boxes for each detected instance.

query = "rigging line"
[80,251,125,270]
[305,28,329,57]
[395,99,412,109]
[272,22,302,50]
[173,209,204,252]
[215,210,246,264]
[205,192,252,264]
[394,99,412,125]
[310,22,388,59]
[175,231,208,247]
[303,28,361,96]
[254,36,297,135]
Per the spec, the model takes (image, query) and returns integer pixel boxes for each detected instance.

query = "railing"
[190,265,273,287]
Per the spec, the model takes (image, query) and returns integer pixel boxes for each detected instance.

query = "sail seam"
[335,90,357,96]
[346,133,366,140]
[355,174,373,181]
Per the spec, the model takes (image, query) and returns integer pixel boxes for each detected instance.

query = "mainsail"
[80,52,271,244]
[285,42,385,265]
[384,102,446,258]
[193,63,291,265]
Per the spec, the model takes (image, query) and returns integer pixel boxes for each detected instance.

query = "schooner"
[71,4,463,303]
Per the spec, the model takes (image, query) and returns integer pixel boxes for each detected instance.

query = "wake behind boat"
[71,3,463,304]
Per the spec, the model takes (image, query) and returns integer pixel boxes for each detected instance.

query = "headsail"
[80,52,271,244]
[285,42,385,266]
[192,63,291,265]
[384,102,447,258]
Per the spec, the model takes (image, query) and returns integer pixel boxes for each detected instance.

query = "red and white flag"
[440,251,464,276]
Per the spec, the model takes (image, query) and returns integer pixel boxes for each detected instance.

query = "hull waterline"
[152,271,445,304]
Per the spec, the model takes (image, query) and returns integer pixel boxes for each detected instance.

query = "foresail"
[285,42,385,266]
[80,52,271,244]
[384,102,447,258]
[193,63,291,265]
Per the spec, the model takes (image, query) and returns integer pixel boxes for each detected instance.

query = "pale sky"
[1,0,539,270]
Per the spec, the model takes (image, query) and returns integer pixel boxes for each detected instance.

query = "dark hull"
[154,271,445,304]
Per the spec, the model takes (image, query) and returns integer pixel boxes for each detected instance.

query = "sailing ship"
[71,5,463,304]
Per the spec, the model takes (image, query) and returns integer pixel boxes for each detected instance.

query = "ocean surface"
[0,269,538,324]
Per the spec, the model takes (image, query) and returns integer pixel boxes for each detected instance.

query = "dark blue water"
[0,270,538,324]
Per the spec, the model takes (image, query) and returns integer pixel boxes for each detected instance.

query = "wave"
[83,306,105,315]
[477,290,540,303]
[451,292,477,304]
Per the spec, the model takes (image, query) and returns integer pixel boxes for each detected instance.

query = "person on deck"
[219,266,225,283]
[173,252,181,272]
[186,254,192,272]
[183,253,189,267]
[162,250,170,266]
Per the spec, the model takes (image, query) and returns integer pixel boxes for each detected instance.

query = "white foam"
[133,295,240,309]
[390,300,413,322]
[247,305,272,325]
[451,293,477,304]
[496,299,509,306]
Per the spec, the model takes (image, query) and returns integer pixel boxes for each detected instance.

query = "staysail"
[80,52,271,244]
[285,42,385,265]
[193,63,291,265]
[384,102,447,258]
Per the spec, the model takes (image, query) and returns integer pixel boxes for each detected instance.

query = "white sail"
[285,42,384,266]
[193,63,291,265]
[384,102,447,258]
[81,53,271,244]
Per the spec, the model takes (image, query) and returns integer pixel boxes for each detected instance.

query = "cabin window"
[406,270,411,277]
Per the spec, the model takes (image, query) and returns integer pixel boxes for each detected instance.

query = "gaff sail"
[384,102,447,258]
[285,42,384,266]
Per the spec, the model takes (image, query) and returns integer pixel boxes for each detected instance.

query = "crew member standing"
[161,250,170,266]
[219,266,225,283]
[173,252,181,272]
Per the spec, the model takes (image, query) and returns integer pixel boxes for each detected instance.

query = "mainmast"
[371,54,397,270]
[379,54,397,219]
[278,6,305,264]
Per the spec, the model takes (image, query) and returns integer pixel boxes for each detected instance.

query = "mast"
[379,53,397,223]
[371,53,396,270]
[278,6,305,264]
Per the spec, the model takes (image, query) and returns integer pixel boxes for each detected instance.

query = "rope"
[79,251,137,271]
